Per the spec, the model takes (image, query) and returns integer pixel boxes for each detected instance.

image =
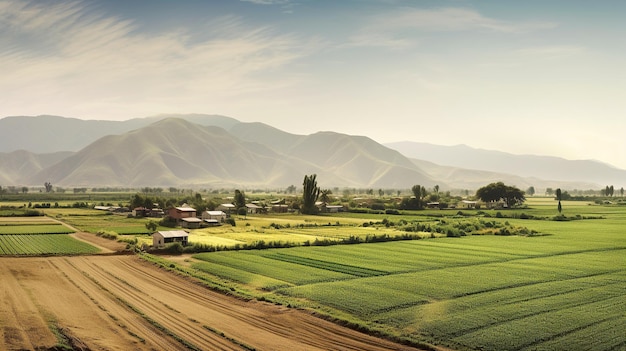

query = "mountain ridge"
[0,114,622,189]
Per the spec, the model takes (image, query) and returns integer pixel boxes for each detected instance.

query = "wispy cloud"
[0,0,308,118]
[372,7,556,33]
[349,7,557,49]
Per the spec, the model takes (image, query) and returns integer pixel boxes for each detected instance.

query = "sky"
[2,0,626,168]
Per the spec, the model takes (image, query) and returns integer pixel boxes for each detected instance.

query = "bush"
[371,203,385,211]
[159,217,178,228]
[224,218,236,226]
[164,242,184,254]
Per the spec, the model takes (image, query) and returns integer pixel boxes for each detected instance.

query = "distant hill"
[0,114,621,189]
[23,118,435,188]
[411,159,598,191]
[27,118,325,187]
[0,114,240,153]
[387,141,626,189]
[0,150,74,185]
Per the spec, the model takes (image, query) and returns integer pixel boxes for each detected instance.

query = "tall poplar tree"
[302,174,320,214]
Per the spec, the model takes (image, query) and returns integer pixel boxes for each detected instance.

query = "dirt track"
[0,255,421,350]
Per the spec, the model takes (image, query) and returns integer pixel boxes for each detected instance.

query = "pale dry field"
[0,254,421,351]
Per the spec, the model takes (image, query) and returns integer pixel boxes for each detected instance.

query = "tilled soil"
[0,255,422,350]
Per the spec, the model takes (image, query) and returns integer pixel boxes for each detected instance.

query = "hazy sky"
[2,0,625,168]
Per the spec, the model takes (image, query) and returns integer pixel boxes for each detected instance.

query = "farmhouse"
[152,230,189,247]
[216,203,236,214]
[168,204,197,220]
[245,203,262,214]
[459,200,477,209]
[202,210,227,222]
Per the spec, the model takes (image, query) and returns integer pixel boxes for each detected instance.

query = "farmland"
[0,196,624,350]
[0,217,99,255]
[189,199,626,351]
[0,255,418,351]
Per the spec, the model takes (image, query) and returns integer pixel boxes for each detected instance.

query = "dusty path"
[48,216,128,253]
[0,255,423,351]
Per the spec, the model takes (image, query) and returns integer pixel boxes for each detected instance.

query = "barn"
[152,230,189,247]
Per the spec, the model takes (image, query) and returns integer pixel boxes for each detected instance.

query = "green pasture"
[191,199,626,350]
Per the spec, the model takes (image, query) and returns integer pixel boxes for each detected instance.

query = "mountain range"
[0,114,622,190]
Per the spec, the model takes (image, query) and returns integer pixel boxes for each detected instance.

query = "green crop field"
[0,224,75,234]
[191,199,626,350]
[0,234,100,255]
[0,217,98,255]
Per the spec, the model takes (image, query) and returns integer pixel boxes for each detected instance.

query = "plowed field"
[0,255,420,351]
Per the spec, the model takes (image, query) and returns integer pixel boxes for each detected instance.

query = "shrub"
[159,217,178,228]
[164,242,184,254]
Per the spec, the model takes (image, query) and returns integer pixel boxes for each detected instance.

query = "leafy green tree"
[410,185,427,209]
[476,182,525,208]
[526,186,535,196]
[234,189,246,209]
[286,185,296,194]
[302,174,320,215]
[145,220,158,232]
[556,188,562,213]
[546,188,554,196]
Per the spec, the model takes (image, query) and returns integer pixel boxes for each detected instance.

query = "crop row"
[261,252,388,277]
[190,261,292,291]
[193,251,351,285]
[0,234,100,255]
[0,224,75,235]
[452,295,625,351]
[402,274,625,340]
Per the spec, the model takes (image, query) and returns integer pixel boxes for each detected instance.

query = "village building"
[216,203,236,214]
[245,203,262,214]
[167,204,197,221]
[181,217,202,229]
[203,219,221,226]
[152,230,188,247]
[324,205,344,213]
[271,204,289,213]
[460,200,478,209]
[201,210,227,222]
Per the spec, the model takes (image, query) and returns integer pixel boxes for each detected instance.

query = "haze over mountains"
[0,114,622,190]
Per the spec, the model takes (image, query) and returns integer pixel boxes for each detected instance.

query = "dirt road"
[0,255,422,350]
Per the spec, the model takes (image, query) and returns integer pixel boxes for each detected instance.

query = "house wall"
[168,208,196,219]
[153,233,164,247]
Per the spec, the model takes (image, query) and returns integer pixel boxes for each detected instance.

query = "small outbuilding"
[152,230,189,247]
[181,217,202,229]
